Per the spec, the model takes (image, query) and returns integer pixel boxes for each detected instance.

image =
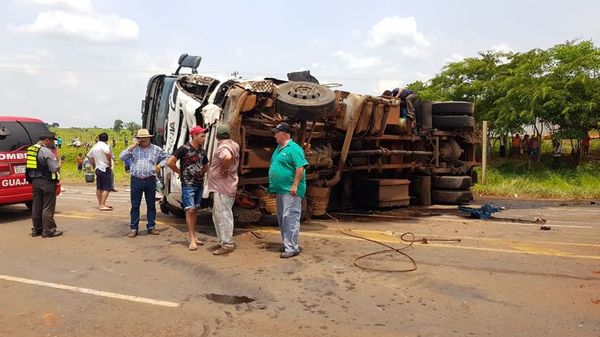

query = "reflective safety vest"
[26,144,59,181]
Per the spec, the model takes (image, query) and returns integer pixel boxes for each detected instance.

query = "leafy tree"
[125,121,141,133]
[113,119,123,132]
[408,39,600,165]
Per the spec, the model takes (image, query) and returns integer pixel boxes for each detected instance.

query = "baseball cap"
[216,124,230,136]
[271,122,292,134]
[189,125,207,135]
[39,131,58,140]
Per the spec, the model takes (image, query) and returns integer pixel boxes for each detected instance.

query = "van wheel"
[276,81,335,120]
[25,201,33,209]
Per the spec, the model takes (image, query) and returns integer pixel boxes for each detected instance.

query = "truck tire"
[166,202,185,217]
[432,176,472,190]
[431,189,473,204]
[159,198,170,215]
[276,81,335,120]
[432,101,474,115]
[432,115,475,129]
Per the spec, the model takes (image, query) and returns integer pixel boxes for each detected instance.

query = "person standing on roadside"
[87,132,113,211]
[269,122,308,258]
[76,153,84,173]
[166,126,209,251]
[512,134,521,158]
[25,131,63,238]
[119,129,168,238]
[206,125,240,256]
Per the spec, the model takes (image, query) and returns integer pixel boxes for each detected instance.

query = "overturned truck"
[142,54,480,222]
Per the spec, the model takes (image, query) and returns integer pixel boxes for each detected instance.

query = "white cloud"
[444,53,465,64]
[489,43,513,53]
[374,80,398,95]
[365,16,430,55]
[0,49,52,75]
[10,10,139,43]
[57,71,79,88]
[333,51,383,71]
[18,0,92,12]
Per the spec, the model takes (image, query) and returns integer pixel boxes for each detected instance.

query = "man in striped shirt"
[119,129,168,238]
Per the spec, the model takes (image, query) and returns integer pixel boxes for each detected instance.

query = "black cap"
[271,122,292,134]
[39,131,58,140]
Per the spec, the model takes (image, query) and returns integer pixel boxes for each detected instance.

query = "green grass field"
[51,127,600,199]
[50,127,134,185]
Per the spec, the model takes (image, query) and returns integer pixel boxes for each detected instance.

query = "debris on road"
[458,204,505,219]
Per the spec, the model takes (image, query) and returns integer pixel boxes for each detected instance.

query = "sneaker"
[42,230,63,238]
[213,246,235,255]
[31,229,42,237]
[147,228,160,235]
[128,230,137,238]
[280,251,300,259]
[207,244,221,252]
[188,241,198,251]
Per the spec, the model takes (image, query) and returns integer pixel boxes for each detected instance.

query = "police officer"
[26,131,63,238]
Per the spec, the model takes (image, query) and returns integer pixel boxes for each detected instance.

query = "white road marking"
[0,274,180,308]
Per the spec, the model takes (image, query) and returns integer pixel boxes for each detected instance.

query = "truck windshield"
[153,77,176,147]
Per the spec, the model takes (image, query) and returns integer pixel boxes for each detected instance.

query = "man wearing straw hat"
[119,129,168,238]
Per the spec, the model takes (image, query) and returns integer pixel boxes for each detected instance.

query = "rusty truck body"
[141,54,480,221]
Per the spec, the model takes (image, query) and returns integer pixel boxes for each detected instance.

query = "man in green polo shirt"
[269,122,308,258]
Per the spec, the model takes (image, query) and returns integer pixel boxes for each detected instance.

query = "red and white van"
[0,116,61,208]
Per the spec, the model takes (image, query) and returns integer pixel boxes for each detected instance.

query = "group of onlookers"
[27,122,308,259]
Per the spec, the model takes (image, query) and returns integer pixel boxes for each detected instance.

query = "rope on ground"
[326,212,461,273]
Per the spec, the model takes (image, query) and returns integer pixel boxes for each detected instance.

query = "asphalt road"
[1,184,599,337]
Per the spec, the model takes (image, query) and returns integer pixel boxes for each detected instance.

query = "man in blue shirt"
[119,129,168,238]
[268,122,308,258]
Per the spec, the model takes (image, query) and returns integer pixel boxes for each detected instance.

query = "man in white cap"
[166,125,209,250]
[119,129,168,238]
[206,124,240,255]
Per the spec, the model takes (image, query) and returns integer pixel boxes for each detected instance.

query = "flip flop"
[99,207,113,211]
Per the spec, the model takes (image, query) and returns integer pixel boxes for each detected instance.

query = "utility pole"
[482,121,488,185]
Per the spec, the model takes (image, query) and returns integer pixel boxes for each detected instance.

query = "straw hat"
[134,129,153,138]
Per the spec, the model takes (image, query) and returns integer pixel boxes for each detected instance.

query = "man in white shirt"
[87,132,114,211]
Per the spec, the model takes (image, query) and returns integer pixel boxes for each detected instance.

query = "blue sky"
[1,0,599,127]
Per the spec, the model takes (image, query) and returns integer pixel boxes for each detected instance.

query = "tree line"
[409,40,599,161]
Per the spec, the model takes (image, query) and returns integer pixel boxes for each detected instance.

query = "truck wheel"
[159,198,170,215]
[432,176,472,190]
[432,115,475,129]
[166,203,185,218]
[432,101,474,115]
[431,189,473,204]
[276,81,335,120]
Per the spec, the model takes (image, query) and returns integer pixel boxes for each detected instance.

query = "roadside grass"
[474,157,600,199]
[50,127,133,185]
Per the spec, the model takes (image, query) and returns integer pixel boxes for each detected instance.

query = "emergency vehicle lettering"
[0,153,27,160]
[1,178,29,187]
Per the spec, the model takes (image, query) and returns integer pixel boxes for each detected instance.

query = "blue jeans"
[182,186,203,210]
[129,176,157,232]
[275,194,302,253]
